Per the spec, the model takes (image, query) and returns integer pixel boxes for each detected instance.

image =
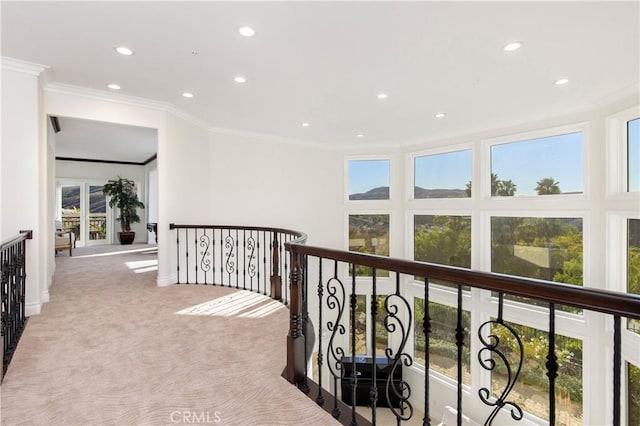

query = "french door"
[58,181,110,246]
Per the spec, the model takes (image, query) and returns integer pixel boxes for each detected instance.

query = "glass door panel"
[61,184,81,245]
[88,185,107,242]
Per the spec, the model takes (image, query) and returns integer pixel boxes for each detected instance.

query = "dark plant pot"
[118,232,135,245]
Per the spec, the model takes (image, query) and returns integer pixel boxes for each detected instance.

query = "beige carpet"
[0,244,337,426]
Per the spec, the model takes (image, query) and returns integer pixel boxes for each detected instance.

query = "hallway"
[1,244,336,425]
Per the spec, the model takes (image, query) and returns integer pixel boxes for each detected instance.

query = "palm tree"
[535,177,561,195]
[498,179,517,196]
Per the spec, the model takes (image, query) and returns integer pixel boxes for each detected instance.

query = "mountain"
[349,186,389,200]
[61,186,106,213]
[348,186,468,200]
[414,187,467,199]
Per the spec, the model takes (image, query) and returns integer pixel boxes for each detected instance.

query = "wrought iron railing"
[169,224,306,302]
[168,224,640,425]
[284,243,640,426]
[1,230,32,381]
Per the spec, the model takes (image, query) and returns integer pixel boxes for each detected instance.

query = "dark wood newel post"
[270,231,282,301]
[286,247,305,385]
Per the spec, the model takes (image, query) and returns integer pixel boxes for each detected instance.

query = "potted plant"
[102,176,145,245]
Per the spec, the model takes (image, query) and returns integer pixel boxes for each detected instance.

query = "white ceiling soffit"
[2,2,639,148]
[54,117,157,164]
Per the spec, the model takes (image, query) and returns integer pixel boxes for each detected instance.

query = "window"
[351,295,367,354]
[350,295,389,356]
[491,132,583,196]
[628,219,640,334]
[414,215,471,268]
[348,159,390,200]
[489,321,583,424]
[628,118,639,192]
[629,363,640,425]
[414,150,471,198]
[348,214,389,276]
[491,217,583,286]
[414,298,470,384]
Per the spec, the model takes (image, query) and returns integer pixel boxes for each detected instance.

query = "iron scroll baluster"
[423,277,431,426]
[225,231,235,286]
[456,284,463,424]
[316,257,325,406]
[477,292,524,425]
[546,303,558,425]
[326,260,346,419]
[199,230,212,280]
[383,272,414,423]
[370,268,378,425]
[349,265,358,426]
[247,232,257,289]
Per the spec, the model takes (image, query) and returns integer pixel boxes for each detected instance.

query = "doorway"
[58,181,110,247]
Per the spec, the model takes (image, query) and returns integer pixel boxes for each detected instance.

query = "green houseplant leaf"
[102,177,145,232]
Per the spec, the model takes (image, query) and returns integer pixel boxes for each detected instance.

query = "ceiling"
[2,1,639,148]
[54,117,157,164]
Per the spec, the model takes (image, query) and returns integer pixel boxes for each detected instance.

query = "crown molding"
[164,105,213,133]
[44,82,169,112]
[44,82,351,151]
[45,82,213,133]
[1,56,49,76]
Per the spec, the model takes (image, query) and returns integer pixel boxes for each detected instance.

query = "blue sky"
[349,160,390,194]
[491,132,583,195]
[348,127,640,196]
[415,150,472,190]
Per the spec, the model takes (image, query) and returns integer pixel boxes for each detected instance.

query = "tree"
[465,174,517,197]
[498,179,517,196]
[535,177,561,195]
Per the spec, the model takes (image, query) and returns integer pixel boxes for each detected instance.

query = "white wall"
[55,159,148,243]
[158,112,212,284]
[208,132,343,249]
[1,61,48,315]
[145,159,158,243]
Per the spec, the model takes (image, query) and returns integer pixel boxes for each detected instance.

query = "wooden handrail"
[0,230,32,251]
[286,242,640,319]
[169,223,307,243]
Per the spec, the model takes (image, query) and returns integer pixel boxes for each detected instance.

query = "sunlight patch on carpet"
[175,290,283,318]
[74,247,157,258]
[125,259,158,273]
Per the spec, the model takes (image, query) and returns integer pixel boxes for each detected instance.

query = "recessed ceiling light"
[106,83,121,90]
[182,92,194,98]
[555,78,569,86]
[234,76,247,83]
[434,112,446,119]
[301,122,310,127]
[115,46,134,56]
[238,26,255,37]
[377,93,388,99]
[357,133,365,138]
[503,42,522,52]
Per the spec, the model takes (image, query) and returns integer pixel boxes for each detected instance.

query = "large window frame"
[481,123,589,200]
[341,104,639,425]
[607,106,640,197]
[345,155,393,203]
[409,144,474,201]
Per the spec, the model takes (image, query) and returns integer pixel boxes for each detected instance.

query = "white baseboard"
[40,290,50,303]
[157,274,177,287]
[26,302,42,316]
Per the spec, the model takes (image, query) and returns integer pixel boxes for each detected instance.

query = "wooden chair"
[54,220,74,256]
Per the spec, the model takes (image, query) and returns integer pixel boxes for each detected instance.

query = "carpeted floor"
[0,244,337,426]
